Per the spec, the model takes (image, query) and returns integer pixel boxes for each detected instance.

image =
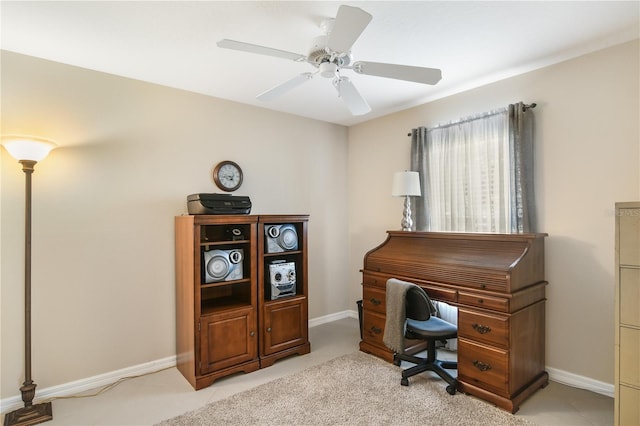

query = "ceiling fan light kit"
[319,62,338,78]
[216,4,442,116]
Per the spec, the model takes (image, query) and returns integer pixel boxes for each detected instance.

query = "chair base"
[395,352,458,395]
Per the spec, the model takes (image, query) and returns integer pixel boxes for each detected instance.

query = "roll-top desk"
[360,231,548,413]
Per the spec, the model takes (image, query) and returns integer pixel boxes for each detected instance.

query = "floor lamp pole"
[4,160,52,426]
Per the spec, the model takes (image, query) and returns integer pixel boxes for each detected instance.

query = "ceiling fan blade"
[217,39,307,62]
[333,76,371,116]
[353,61,442,85]
[327,5,372,53]
[257,73,314,101]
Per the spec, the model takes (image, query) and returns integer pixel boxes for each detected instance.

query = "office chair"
[386,281,458,395]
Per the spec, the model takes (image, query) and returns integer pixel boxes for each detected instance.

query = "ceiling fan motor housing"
[308,34,351,68]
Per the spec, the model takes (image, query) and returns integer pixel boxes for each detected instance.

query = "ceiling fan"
[217,5,442,116]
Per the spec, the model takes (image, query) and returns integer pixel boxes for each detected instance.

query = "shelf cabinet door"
[199,307,257,374]
[262,297,308,356]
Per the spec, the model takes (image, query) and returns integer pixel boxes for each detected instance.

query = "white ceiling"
[1,1,639,126]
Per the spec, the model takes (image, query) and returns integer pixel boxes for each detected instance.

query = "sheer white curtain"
[411,102,536,233]
[411,108,511,233]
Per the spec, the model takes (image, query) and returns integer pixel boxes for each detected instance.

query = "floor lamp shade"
[1,136,57,162]
[392,171,421,231]
[2,135,56,426]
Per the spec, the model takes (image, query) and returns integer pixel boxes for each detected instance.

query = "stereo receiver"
[268,260,296,300]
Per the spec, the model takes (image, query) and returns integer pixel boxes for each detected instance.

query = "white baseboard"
[0,355,177,413]
[1,312,357,413]
[546,366,614,398]
[1,311,613,413]
[309,309,357,328]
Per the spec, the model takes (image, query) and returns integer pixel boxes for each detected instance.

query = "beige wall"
[0,51,350,395]
[348,40,640,385]
[2,39,638,399]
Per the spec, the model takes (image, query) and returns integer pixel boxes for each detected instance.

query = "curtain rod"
[407,102,537,136]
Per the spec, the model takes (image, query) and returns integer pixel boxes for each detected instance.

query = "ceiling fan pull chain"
[333,77,342,97]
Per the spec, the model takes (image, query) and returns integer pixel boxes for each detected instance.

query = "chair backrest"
[405,286,437,321]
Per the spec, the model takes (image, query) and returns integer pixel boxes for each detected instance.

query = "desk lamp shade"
[392,171,421,231]
[1,136,57,162]
[392,171,421,197]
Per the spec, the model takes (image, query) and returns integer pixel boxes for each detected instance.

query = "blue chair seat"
[406,316,457,339]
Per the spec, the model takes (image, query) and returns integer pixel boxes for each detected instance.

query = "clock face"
[213,161,243,192]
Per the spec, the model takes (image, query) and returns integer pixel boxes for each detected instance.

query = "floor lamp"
[392,171,421,231]
[2,136,56,426]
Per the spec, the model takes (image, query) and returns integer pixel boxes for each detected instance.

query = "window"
[410,103,536,233]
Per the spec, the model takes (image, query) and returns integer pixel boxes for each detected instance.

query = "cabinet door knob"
[250,331,255,337]
[267,327,272,332]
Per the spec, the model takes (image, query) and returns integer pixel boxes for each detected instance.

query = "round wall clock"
[213,160,243,192]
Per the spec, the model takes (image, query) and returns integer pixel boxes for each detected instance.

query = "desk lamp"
[392,171,421,231]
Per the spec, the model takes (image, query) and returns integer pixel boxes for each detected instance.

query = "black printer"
[187,193,251,215]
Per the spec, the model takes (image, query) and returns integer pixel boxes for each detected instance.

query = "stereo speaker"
[265,224,298,253]
[203,248,244,283]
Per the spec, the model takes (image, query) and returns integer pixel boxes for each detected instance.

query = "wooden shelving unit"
[175,214,309,390]
[257,215,310,368]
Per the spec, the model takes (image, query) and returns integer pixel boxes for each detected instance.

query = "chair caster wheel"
[446,385,456,395]
[392,353,401,366]
[401,377,409,386]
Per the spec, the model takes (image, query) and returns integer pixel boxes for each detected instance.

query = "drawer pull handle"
[369,298,381,306]
[477,299,484,304]
[473,360,492,372]
[472,323,492,334]
[370,326,382,335]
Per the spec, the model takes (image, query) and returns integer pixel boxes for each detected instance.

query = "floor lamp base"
[3,402,52,426]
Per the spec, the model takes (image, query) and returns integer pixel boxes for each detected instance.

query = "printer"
[187,193,252,215]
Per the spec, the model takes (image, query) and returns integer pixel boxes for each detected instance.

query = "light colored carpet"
[157,351,536,426]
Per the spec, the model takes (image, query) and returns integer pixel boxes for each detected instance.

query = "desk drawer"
[363,286,386,314]
[459,291,508,312]
[424,285,457,304]
[362,310,386,347]
[458,338,509,397]
[362,272,386,288]
[458,309,508,348]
